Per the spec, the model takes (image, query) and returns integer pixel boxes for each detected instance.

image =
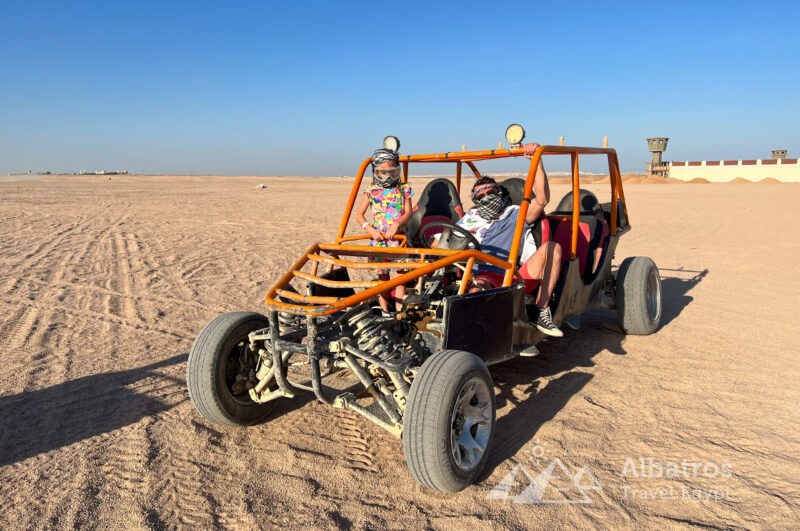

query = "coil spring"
[344,306,403,361]
[278,312,301,334]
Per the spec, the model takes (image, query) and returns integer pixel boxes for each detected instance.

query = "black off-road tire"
[403,349,496,492]
[187,312,276,426]
[616,256,662,335]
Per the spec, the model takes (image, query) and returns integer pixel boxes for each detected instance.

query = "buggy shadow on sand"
[186,127,663,492]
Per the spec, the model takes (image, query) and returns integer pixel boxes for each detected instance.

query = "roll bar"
[265,144,628,316]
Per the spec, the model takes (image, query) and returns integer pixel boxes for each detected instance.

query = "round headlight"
[383,135,401,152]
[505,124,526,147]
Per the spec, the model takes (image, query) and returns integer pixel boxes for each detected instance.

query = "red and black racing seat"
[549,189,610,282]
[406,178,465,246]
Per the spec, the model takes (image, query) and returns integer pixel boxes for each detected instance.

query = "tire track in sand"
[0,304,65,393]
[0,441,91,529]
[24,215,120,383]
[150,448,219,527]
[336,410,378,473]
[57,214,126,323]
[0,215,114,390]
[106,227,201,337]
[2,216,85,279]
[0,295,188,342]
[0,361,191,527]
[122,231,165,326]
[90,418,155,528]
[140,235,198,302]
[4,305,40,355]
[113,231,145,326]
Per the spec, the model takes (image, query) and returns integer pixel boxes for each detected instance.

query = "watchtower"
[646,137,670,176]
[771,149,787,160]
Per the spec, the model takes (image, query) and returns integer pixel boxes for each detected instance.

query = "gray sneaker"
[536,307,564,338]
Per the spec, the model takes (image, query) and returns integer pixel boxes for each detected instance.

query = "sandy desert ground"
[1,174,798,529]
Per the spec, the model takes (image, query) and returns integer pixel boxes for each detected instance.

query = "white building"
[669,158,800,183]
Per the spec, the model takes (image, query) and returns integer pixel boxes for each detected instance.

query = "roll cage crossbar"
[265,145,628,316]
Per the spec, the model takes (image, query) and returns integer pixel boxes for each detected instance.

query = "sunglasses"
[471,183,500,200]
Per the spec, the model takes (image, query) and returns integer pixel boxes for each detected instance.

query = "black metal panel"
[442,287,514,364]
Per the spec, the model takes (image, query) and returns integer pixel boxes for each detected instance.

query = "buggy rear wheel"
[187,312,276,426]
[403,349,496,492]
[616,256,662,335]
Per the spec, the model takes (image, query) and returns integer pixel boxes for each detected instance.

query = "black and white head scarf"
[471,182,511,220]
[371,148,401,188]
[372,148,399,167]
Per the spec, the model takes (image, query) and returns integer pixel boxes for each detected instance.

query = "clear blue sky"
[2,0,798,175]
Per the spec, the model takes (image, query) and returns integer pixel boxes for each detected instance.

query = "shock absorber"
[278,311,301,334]
[343,306,403,361]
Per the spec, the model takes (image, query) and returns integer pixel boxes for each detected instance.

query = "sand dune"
[1,175,798,529]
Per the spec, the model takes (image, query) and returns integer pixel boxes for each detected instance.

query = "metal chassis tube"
[343,344,410,402]
[263,311,406,434]
[305,315,337,406]
[267,311,303,397]
[343,353,402,425]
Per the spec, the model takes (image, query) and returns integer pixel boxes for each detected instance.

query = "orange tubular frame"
[266,144,628,316]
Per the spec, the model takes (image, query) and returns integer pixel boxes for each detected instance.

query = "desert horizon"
[5,172,800,185]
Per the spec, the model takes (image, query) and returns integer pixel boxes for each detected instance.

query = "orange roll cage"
[265,145,628,316]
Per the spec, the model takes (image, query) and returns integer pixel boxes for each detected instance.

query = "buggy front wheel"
[403,349,496,492]
[187,312,276,426]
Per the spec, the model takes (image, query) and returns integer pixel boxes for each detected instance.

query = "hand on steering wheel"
[421,221,481,250]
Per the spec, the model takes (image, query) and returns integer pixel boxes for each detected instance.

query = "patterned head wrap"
[471,181,511,220]
[371,148,399,168]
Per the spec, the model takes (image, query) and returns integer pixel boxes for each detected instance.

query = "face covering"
[475,193,511,220]
[472,182,511,220]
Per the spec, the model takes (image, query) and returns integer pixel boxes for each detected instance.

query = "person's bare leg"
[394,284,406,311]
[523,242,564,337]
[536,242,562,307]
[377,273,390,312]
[523,242,562,307]
[378,293,389,311]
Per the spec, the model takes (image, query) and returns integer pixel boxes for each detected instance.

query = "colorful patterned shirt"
[364,184,414,247]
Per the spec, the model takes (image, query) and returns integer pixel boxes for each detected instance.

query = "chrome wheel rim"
[450,376,493,472]
[647,268,662,323]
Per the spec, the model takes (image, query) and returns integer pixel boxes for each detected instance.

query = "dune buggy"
[186,130,662,492]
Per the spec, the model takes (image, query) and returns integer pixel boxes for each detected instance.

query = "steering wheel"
[421,221,481,250]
